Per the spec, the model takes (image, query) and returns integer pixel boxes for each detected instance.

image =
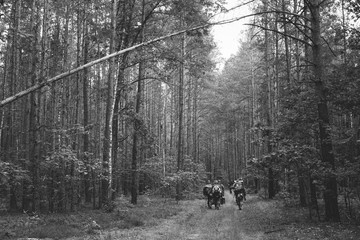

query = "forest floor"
[2,191,360,240]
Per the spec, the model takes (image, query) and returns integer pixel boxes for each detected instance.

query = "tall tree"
[102,0,118,206]
[309,0,340,221]
[131,0,146,205]
[82,0,91,204]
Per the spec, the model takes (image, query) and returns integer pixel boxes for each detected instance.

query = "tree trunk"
[102,0,118,206]
[310,0,339,221]
[294,0,301,82]
[6,0,22,212]
[298,169,307,207]
[309,176,320,220]
[186,74,192,157]
[192,77,198,162]
[112,55,127,201]
[28,0,39,213]
[282,0,291,83]
[131,0,145,205]
[262,0,275,199]
[82,2,91,204]
[176,14,186,200]
[131,59,142,204]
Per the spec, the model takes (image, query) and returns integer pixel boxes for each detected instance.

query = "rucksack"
[212,184,221,194]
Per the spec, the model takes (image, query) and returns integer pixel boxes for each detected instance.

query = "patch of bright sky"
[211,0,253,69]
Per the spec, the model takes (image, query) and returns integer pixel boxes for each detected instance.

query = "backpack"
[212,184,222,195]
[234,182,243,190]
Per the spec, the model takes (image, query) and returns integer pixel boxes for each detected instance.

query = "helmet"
[213,180,219,184]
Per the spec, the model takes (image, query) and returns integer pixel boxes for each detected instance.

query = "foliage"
[0,194,182,239]
[140,155,207,198]
[0,161,29,187]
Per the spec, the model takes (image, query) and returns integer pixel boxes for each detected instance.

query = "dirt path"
[104,191,283,240]
[65,191,360,240]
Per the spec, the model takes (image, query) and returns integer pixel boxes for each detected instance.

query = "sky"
[211,0,253,66]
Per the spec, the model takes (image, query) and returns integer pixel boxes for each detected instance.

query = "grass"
[29,224,82,239]
[0,195,183,239]
[264,198,360,240]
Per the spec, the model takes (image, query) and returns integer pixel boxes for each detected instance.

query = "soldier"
[217,179,225,197]
[232,178,246,201]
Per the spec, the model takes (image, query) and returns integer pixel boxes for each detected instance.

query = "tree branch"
[226,0,256,12]
[283,17,313,45]
[246,23,312,46]
[321,36,337,57]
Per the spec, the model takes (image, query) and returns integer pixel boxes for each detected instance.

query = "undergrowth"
[0,195,183,239]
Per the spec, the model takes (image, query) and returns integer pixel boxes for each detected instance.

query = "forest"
[1,0,360,232]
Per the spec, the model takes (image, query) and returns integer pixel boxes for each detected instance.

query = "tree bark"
[131,59,143,204]
[176,29,185,201]
[81,1,91,204]
[282,0,291,83]
[192,76,199,162]
[309,0,339,221]
[262,0,275,199]
[102,0,118,206]
[28,0,40,213]
[131,0,145,205]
